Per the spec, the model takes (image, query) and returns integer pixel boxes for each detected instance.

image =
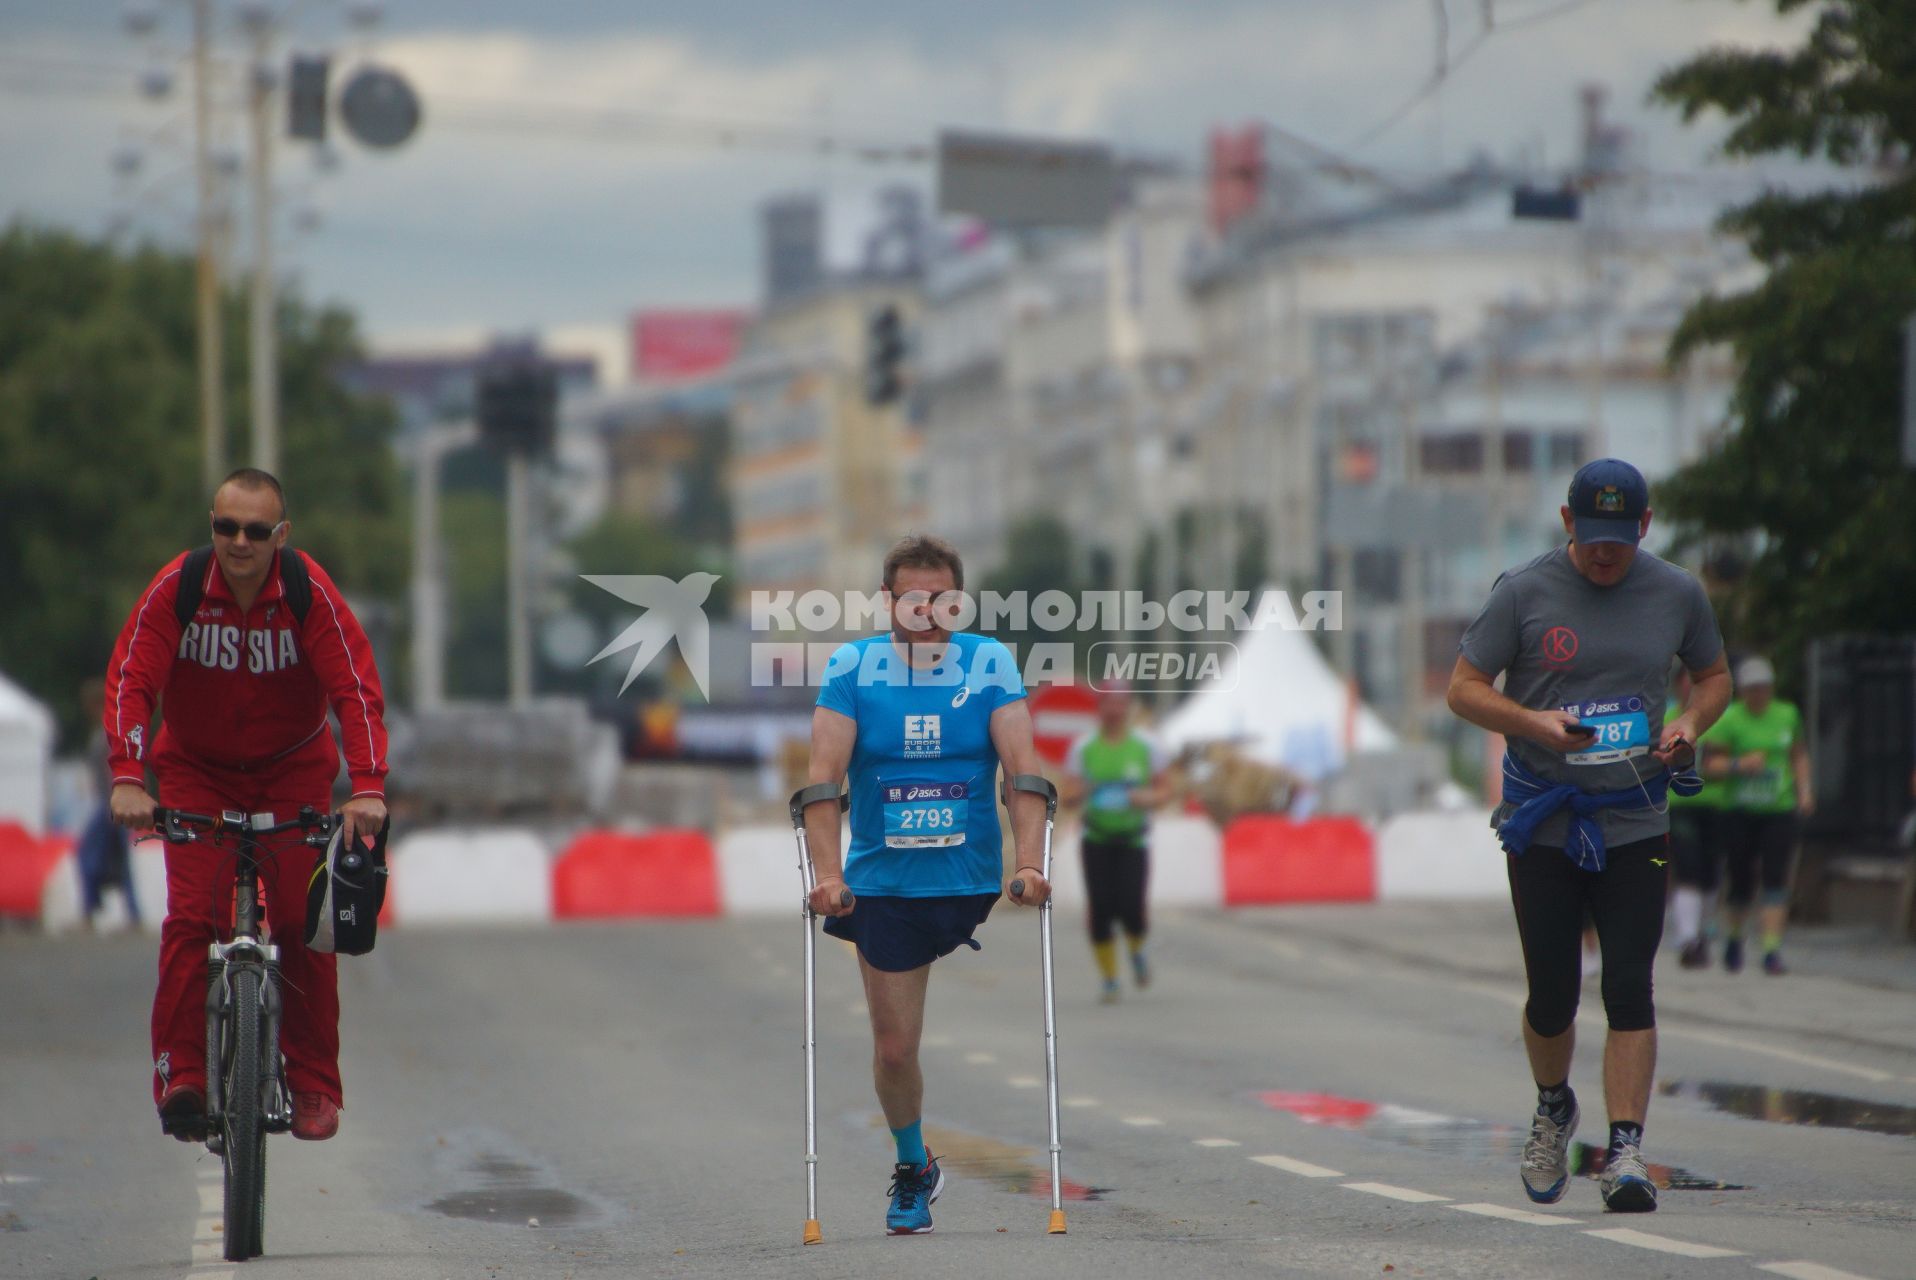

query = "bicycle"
[148,805,339,1263]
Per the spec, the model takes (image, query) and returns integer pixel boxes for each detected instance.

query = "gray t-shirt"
[1459,545,1723,849]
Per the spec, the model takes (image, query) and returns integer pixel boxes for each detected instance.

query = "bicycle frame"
[157,808,333,1145]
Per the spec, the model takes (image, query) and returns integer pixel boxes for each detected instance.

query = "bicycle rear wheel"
[222,965,268,1261]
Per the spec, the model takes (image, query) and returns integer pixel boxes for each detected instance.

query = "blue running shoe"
[886,1153,944,1235]
[1131,949,1151,989]
[1519,1100,1579,1204]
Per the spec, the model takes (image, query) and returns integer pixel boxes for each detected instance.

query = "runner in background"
[1061,685,1170,1003]
[1705,656,1812,975]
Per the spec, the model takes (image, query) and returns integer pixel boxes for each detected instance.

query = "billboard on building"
[630,309,748,382]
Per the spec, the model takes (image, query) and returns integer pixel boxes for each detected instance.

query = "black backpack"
[174,545,313,628]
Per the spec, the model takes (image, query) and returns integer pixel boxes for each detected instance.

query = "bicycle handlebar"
[151,806,337,845]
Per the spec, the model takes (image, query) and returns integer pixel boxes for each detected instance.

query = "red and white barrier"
[386,829,550,926]
[5,808,1514,930]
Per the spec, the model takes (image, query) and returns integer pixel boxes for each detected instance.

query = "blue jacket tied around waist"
[1497,750,1703,871]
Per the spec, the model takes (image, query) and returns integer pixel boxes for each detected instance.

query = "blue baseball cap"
[1567,457,1648,545]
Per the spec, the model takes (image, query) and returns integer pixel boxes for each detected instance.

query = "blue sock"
[891,1119,926,1168]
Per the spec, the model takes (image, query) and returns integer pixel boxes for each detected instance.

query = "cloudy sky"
[2,0,1807,380]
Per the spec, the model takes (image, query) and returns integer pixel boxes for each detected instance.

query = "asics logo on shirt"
[951,686,971,708]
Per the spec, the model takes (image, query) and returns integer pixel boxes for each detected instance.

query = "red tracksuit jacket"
[104,548,388,798]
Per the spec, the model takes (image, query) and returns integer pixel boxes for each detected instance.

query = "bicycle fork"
[203,940,290,1151]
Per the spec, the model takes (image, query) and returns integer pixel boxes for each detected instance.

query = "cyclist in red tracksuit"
[106,468,389,1143]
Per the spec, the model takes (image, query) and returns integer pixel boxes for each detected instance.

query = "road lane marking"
[1666,1026,1897,1084]
[1193,1138,1241,1148]
[1121,1116,1164,1127]
[197,1182,221,1213]
[964,1051,997,1065]
[1064,1097,1099,1108]
[1250,1154,1343,1178]
[1584,1228,1743,1258]
[1007,1075,1041,1088]
[921,1033,953,1049]
[1342,1181,1448,1203]
[1450,1202,1582,1226]
[1758,1263,1881,1280]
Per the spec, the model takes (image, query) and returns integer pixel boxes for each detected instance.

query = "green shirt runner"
[1710,698,1802,814]
[1065,731,1165,843]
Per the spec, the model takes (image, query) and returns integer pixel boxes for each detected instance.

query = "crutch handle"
[839,889,855,908]
[1010,878,1024,898]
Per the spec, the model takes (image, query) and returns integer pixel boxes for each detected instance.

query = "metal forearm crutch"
[790,782,852,1247]
[1005,772,1068,1236]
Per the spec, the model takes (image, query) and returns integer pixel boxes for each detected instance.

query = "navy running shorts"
[822,892,999,973]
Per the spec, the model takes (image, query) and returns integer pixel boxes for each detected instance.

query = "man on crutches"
[798,534,1052,1238]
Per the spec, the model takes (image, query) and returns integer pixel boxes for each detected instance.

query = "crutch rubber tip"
[803,1219,823,1245]
[1047,1209,1068,1235]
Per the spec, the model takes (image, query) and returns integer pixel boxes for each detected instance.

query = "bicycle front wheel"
[222,965,268,1261]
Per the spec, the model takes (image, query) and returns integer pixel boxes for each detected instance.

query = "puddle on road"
[869,1116,1109,1201]
[1257,1090,1748,1191]
[425,1150,593,1226]
[1660,1081,1916,1139]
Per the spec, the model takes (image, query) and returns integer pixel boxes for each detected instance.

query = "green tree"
[0,224,404,742]
[1652,1,1916,689]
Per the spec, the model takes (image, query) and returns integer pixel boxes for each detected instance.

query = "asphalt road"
[3,902,1913,1280]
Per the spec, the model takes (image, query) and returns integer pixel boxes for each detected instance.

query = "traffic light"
[287,54,330,142]
[476,363,558,456]
[866,303,907,407]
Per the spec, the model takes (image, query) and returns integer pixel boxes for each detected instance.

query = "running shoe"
[1100,978,1121,1004]
[1677,938,1710,970]
[1723,937,1745,973]
[1131,950,1151,989]
[1600,1140,1658,1213]
[1762,950,1788,976]
[885,1154,944,1235]
[1519,1099,1579,1204]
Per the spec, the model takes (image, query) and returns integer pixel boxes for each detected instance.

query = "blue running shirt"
[816,632,1026,897]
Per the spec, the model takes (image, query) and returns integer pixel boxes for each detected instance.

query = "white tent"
[1157,599,1397,783]
[0,670,54,834]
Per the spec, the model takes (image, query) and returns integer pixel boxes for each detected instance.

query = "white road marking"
[1584,1228,1744,1258]
[1665,1026,1896,1084]
[0,1174,37,1185]
[963,1052,997,1065]
[197,1182,221,1213]
[1007,1075,1042,1088]
[1341,1181,1449,1204]
[1450,1202,1582,1226]
[1758,1263,1881,1280]
[921,1033,954,1049]
[1258,937,1305,963]
[1193,1138,1241,1148]
[1121,1116,1164,1127]
[1250,1154,1343,1179]
[1063,1097,1100,1109]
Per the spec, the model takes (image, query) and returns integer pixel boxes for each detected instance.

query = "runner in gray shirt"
[1448,458,1731,1215]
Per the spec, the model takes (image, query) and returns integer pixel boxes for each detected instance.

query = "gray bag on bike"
[304,817,389,955]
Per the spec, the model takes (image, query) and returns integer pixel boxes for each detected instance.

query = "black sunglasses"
[211,517,286,542]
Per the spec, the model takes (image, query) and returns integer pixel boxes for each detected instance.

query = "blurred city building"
[727,187,930,606]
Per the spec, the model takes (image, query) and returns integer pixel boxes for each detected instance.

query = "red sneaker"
[291,1093,340,1141]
